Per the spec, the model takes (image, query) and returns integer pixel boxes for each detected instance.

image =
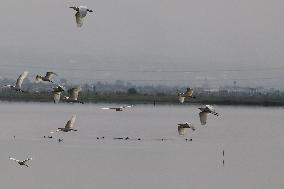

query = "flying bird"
[63,86,84,104]
[177,88,196,103]
[101,105,133,111]
[177,122,195,135]
[55,114,77,132]
[9,157,32,167]
[4,71,28,93]
[52,85,65,103]
[69,6,93,27]
[198,105,219,125]
[35,72,57,83]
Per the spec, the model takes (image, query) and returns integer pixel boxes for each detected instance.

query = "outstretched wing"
[110,107,120,110]
[69,6,79,11]
[101,107,111,110]
[15,71,28,89]
[205,105,219,116]
[68,86,81,100]
[205,105,215,112]
[199,112,208,125]
[45,72,57,80]
[184,88,193,97]
[65,114,76,129]
[9,157,20,162]
[121,105,133,109]
[75,12,83,27]
[22,157,32,164]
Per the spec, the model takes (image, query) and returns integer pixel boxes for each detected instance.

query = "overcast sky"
[0,0,283,88]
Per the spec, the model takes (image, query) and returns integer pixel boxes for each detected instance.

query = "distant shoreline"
[0,93,284,106]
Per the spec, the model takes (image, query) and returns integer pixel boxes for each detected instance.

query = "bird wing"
[199,112,208,125]
[183,123,191,128]
[65,114,76,129]
[205,105,219,115]
[110,107,119,110]
[178,96,185,103]
[53,85,65,93]
[9,157,20,162]
[69,6,79,11]
[45,72,57,80]
[35,75,42,83]
[53,92,61,103]
[205,105,215,112]
[22,157,32,164]
[75,12,83,27]
[68,86,81,100]
[15,71,28,89]
[184,88,193,97]
[125,105,133,108]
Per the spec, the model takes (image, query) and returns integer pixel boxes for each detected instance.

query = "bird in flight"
[177,122,195,135]
[63,86,84,104]
[9,157,32,167]
[101,105,133,111]
[177,88,196,103]
[198,105,219,125]
[69,6,93,27]
[53,114,77,132]
[52,85,65,104]
[4,71,29,93]
[35,72,57,83]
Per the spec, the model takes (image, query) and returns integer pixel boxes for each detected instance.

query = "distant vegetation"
[1,77,284,106]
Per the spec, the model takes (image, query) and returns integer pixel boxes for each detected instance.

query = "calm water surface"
[0,102,283,189]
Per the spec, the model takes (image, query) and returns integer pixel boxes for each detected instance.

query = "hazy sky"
[0,0,283,87]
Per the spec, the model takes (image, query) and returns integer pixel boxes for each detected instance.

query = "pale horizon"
[0,0,283,88]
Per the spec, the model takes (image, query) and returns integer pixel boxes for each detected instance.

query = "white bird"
[63,85,84,104]
[177,88,196,103]
[101,105,133,111]
[56,114,77,132]
[177,122,195,135]
[4,71,29,93]
[9,157,32,167]
[52,85,65,103]
[35,72,57,83]
[198,105,219,125]
[69,6,93,27]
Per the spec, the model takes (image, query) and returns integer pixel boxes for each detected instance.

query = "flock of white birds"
[5,5,219,167]
[176,88,219,135]
[3,71,84,104]
[7,5,93,167]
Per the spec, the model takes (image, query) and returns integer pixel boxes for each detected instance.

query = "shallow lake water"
[0,102,283,189]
